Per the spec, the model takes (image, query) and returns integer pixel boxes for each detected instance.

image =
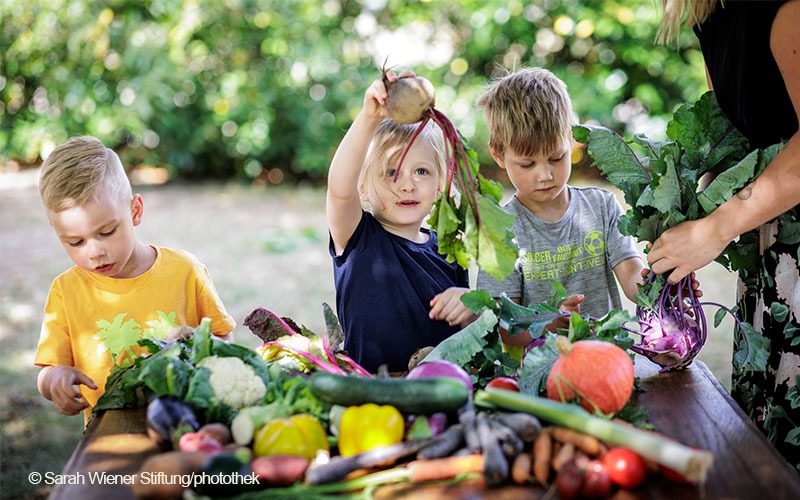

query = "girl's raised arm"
[326,75,395,255]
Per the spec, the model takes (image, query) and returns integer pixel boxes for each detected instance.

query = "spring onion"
[475,387,713,484]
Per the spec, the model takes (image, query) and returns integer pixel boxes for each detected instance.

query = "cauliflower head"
[197,355,267,410]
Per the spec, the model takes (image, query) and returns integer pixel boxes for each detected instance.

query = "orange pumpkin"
[545,337,634,415]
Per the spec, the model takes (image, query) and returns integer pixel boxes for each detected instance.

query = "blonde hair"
[477,67,573,159]
[656,0,721,45]
[360,119,447,203]
[39,136,132,212]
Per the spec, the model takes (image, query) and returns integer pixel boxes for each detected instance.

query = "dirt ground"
[0,170,738,498]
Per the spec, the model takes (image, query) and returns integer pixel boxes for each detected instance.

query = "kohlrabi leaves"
[578,91,779,375]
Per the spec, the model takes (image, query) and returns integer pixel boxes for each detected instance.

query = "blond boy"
[476,68,645,348]
[35,136,234,419]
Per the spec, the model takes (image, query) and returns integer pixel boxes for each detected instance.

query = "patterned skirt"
[731,206,800,471]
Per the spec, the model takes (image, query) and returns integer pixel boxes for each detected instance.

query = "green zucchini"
[308,372,469,414]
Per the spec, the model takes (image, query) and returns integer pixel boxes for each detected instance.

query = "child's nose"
[397,173,416,191]
[88,240,106,259]
[537,167,554,182]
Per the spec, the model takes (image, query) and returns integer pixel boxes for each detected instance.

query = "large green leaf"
[573,124,652,188]
[698,149,759,213]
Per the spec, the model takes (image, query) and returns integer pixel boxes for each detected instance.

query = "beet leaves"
[574,91,775,374]
[390,98,518,281]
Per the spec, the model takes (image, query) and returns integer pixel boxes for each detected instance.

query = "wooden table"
[51,360,800,499]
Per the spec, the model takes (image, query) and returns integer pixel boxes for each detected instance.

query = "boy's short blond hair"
[477,67,573,159]
[39,136,132,212]
[360,119,447,196]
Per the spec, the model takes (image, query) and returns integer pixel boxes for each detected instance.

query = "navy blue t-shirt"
[330,211,469,373]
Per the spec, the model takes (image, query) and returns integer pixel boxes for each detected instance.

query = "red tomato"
[486,377,520,392]
[555,462,584,499]
[602,447,647,489]
[582,461,613,497]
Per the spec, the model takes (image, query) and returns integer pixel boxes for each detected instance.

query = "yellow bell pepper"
[253,413,329,460]
[338,403,405,457]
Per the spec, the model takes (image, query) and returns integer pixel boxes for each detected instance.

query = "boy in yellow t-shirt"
[34,136,235,421]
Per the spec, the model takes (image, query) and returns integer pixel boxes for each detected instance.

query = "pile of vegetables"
[381,68,518,281]
[573,91,773,373]
[95,317,272,425]
[92,299,717,499]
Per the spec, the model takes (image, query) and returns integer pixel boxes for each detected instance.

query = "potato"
[134,451,208,499]
[250,454,310,486]
[198,422,232,445]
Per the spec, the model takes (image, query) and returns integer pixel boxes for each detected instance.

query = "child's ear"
[489,146,505,169]
[131,194,144,226]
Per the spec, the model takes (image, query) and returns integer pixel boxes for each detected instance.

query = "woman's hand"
[647,217,730,284]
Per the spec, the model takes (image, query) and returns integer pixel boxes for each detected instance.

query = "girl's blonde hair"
[360,119,447,205]
[656,0,721,45]
[477,67,573,159]
[39,136,132,212]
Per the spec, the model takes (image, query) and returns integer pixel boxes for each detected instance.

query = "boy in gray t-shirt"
[475,68,645,351]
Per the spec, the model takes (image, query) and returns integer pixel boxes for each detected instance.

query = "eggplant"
[146,396,200,449]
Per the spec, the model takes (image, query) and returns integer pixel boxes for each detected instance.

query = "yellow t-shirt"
[34,246,236,413]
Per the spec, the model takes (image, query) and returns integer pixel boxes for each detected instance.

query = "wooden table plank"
[633,361,800,499]
[50,407,159,500]
[50,360,800,499]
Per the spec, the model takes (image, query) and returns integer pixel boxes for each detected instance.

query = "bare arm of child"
[326,71,406,255]
[613,256,647,304]
[37,365,97,416]
[429,287,479,328]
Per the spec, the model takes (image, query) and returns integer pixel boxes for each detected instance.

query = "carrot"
[551,426,603,456]
[491,412,542,443]
[511,453,532,484]
[417,423,465,460]
[304,437,435,485]
[476,413,509,486]
[406,454,484,483]
[551,442,575,472]
[532,428,552,485]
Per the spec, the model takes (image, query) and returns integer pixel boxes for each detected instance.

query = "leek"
[475,387,713,484]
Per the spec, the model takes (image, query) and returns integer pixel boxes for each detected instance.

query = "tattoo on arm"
[736,183,754,200]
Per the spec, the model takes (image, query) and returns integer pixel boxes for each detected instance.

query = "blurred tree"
[0,0,706,182]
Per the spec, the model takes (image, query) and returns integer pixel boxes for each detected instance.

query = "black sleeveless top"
[694,0,797,148]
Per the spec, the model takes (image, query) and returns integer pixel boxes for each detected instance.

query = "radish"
[381,67,518,281]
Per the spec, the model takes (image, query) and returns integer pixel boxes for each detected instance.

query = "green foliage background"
[1,0,706,181]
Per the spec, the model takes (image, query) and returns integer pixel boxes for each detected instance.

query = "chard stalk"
[475,388,713,484]
[262,341,345,374]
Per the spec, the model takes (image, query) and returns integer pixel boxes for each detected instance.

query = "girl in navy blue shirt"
[326,71,477,373]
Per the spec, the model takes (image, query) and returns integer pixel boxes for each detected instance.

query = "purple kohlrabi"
[627,275,707,372]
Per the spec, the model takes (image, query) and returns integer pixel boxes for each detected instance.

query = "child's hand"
[429,287,478,327]
[363,69,416,120]
[546,294,584,332]
[560,294,584,314]
[40,366,97,416]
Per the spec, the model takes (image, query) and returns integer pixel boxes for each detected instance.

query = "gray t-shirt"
[477,186,640,319]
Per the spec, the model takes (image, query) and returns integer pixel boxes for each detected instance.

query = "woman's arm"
[648,1,800,284]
